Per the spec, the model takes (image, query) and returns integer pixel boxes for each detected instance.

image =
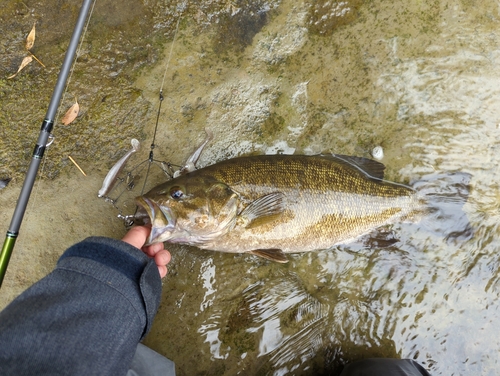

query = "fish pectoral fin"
[249,249,288,263]
[239,192,285,229]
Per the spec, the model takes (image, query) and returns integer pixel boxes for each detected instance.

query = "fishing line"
[160,15,182,96]
[139,14,183,196]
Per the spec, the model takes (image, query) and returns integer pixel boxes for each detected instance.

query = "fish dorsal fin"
[249,249,288,263]
[324,154,386,180]
[238,192,285,229]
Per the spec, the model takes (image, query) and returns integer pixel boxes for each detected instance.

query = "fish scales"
[198,156,416,252]
[136,154,422,260]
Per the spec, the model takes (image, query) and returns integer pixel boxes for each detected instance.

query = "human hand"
[121,226,171,278]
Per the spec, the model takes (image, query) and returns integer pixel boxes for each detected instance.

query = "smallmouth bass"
[135,154,445,263]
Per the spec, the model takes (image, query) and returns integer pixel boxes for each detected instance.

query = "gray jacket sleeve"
[0,236,162,376]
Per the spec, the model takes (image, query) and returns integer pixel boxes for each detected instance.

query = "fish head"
[135,174,239,245]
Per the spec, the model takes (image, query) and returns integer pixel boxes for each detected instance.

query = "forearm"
[0,236,162,376]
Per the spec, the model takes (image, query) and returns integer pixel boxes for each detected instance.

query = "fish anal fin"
[249,249,288,263]
[239,192,285,229]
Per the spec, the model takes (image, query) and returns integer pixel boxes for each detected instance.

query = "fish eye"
[169,186,184,200]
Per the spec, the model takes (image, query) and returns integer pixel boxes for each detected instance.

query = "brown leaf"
[61,99,80,125]
[7,55,33,79]
[26,22,36,50]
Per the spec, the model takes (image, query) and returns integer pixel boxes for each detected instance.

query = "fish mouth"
[135,197,176,245]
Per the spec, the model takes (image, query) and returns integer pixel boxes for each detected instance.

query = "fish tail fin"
[412,172,473,242]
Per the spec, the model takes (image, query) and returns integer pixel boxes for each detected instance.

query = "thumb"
[121,226,150,249]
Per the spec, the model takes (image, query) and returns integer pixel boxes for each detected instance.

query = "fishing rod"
[0,0,96,288]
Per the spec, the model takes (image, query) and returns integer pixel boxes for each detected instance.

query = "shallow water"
[2,0,500,375]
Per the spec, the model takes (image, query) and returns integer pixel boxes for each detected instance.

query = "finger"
[155,250,171,266]
[157,265,168,278]
[121,226,150,249]
[143,242,165,257]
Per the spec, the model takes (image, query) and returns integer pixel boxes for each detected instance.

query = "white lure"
[98,139,140,198]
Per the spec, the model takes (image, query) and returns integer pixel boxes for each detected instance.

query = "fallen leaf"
[61,98,80,125]
[26,22,36,50]
[7,55,33,79]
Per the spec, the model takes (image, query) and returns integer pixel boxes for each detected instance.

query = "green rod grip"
[0,233,18,287]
